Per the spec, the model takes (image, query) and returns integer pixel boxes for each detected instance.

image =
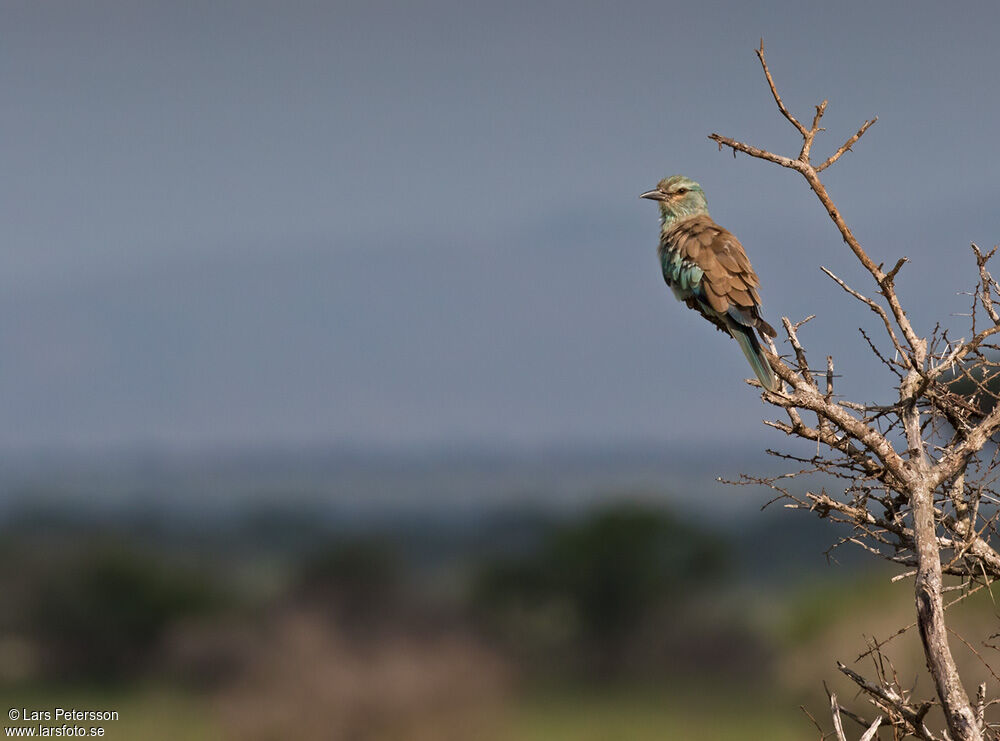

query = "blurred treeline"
[1,494,997,740]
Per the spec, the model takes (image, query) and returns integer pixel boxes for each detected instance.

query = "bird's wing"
[666,216,776,338]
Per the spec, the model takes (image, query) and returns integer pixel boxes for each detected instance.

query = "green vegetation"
[22,542,227,681]
[1,687,221,741]
[473,505,728,676]
[2,684,804,741]
[2,500,980,739]
[506,686,802,741]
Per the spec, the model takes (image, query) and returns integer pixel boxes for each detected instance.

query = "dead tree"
[713,42,1000,741]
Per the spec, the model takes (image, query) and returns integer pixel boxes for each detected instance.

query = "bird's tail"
[731,323,777,392]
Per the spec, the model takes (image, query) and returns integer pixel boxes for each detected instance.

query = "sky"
[1,0,999,453]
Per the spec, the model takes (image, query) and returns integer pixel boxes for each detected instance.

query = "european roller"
[641,175,778,391]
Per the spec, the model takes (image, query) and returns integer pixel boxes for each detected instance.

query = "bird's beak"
[639,189,667,201]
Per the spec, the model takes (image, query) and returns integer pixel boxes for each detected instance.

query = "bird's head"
[640,175,708,224]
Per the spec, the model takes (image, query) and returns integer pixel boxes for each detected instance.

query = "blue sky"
[1,0,998,451]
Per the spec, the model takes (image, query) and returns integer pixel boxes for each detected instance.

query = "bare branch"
[821,266,909,364]
[754,40,809,137]
[971,243,1000,325]
[932,404,1000,489]
[782,316,818,387]
[708,133,803,170]
[831,694,848,741]
[826,355,834,404]
[816,116,879,172]
[837,662,939,740]
[859,716,883,741]
[767,356,909,484]
[714,42,998,741]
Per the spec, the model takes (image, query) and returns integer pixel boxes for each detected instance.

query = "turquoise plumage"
[641,175,778,391]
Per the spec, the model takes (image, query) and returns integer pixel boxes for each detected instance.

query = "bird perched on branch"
[641,175,778,391]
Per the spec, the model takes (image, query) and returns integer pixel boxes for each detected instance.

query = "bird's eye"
[676,188,688,195]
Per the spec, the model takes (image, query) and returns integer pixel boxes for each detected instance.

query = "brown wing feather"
[667,220,704,262]
[665,215,776,338]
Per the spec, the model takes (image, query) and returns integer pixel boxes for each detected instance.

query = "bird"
[640,174,778,392]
